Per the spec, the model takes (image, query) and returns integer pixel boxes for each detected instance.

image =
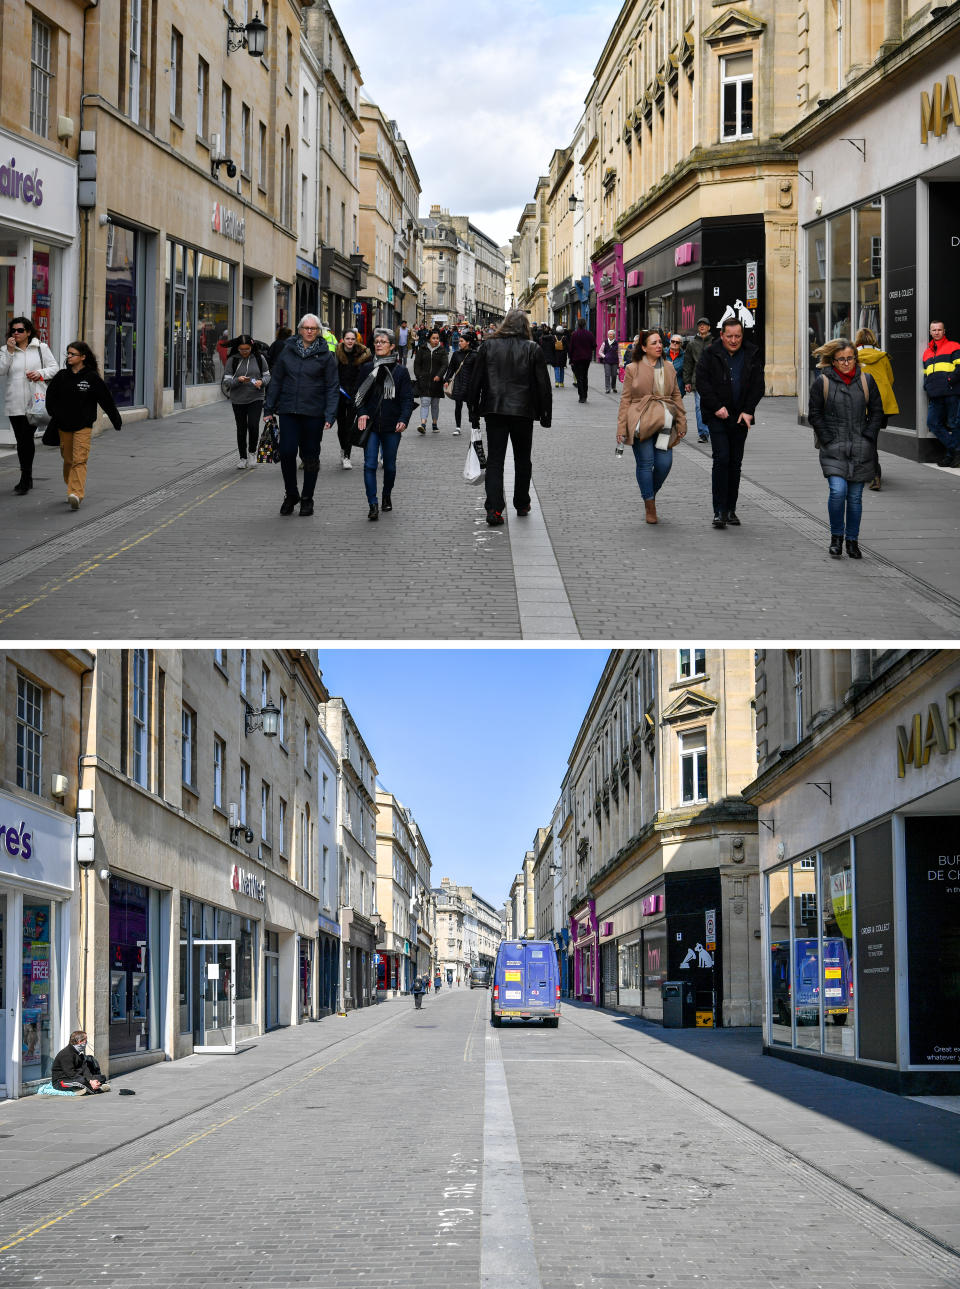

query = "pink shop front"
[570,901,599,1003]
[591,245,626,349]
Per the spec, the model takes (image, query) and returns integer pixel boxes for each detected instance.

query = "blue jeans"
[278,414,323,500]
[694,391,708,438]
[632,437,673,501]
[364,429,401,505]
[827,477,865,539]
[554,366,565,384]
[926,394,960,453]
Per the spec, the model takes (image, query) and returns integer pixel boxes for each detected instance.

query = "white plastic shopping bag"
[463,442,482,485]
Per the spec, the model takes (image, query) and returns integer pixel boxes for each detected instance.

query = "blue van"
[491,940,560,1027]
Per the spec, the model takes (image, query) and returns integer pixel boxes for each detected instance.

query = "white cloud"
[338,0,611,244]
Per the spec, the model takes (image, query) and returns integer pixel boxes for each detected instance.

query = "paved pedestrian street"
[1,991,959,1289]
[1,372,959,639]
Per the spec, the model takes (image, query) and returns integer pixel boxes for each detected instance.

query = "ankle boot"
[13,476,32,495]
[644,497,658,524]
[845,539,862,560]
[829,535,843,559]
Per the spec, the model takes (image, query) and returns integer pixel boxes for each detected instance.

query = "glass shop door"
[192,939,236,1053]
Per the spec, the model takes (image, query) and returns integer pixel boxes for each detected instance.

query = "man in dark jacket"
[567,317,596,403]
[51,1030,108,1093]
[922,320,960,466]
[468,309,552,526]
[695,320,765,528]
[263,315,339,517]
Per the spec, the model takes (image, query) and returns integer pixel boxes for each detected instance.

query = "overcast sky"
[339,0,612,247]
[319,648,608,908]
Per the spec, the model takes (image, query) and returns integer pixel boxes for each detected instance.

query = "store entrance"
[192,939,236,1052]
[104,225,142,407]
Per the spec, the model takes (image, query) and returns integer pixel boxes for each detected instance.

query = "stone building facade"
[555,648,761,1027]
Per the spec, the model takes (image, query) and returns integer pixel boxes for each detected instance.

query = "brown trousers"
[59,427,92,500]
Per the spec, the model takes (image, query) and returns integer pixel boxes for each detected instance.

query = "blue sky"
[339,0,613,245]
[319,648,608,907]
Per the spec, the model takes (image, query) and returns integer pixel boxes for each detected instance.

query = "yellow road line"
[0,475,247,626]
[0,1038,368,1252]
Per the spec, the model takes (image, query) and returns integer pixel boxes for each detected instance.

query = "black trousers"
[232,402,262,457]
[336,394,355,456]
[571,359,590,401]
[484,414,533,515]
[10,415,34,480]
[709,419,749,513]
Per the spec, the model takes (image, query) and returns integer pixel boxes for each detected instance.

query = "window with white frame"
[278,691,286,743]
[181,704,197,788]
[213,735,225,808]
[679,728,708,803]
[197,57,209,139]
[258,121,267,188]
[16,674,43,795]
[261,781,271,842]
[322,772,329,817]
[678,648,706,679]
[239,648,248,696]
[239,760,249,824]
[240,103,251,174]
[214,647,225,670]
[299,808,307,885]
[170,28,183,119]
[260,664,269,709]
[303,721,309,770]
[127,0,142,122]
[278,796,287,856]
[30,16,52,138]
[132,649,149,787]
[220,82,231,155]
[322,844,328,905]
[302,88,309,138]
[720,52,753,141]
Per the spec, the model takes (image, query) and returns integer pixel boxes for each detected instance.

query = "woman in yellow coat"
[855,328,897,490]
[616,329,687,523]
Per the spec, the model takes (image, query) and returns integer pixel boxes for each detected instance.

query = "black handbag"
[42,422,60,447]
[351,419,371,449]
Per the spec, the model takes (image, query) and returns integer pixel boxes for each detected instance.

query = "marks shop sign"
[921,76,960,144]
[896,688,960,776]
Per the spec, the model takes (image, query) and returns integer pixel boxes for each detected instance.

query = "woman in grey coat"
[808,338,883,561]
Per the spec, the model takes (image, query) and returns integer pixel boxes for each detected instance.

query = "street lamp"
[227,11,267,56]
[568,195,584,213]
[243,697,280,737]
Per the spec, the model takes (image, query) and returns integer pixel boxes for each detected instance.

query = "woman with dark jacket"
[443,332,479,435]
[51,1029,108,1093]
[334,329,372,468]
[221,335,270,469]
[354,328,415,521]
[542,327,568,388]
[44,341,122,509]
[467,308,552,527]
[809,338,884,560]
[263,314,339,517]
[413,331,448,433]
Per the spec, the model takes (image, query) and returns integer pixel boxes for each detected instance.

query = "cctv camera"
[98,867,110,881]
[226,161,237,179]
[244,827,254,844]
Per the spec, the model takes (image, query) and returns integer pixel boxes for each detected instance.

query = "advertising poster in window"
[855,822,896,1064]
[905,817,960,1066]
[643,923,667,1005]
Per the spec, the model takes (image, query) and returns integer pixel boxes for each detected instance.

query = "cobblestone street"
[2,991,959,1288]
[1,369,958,639]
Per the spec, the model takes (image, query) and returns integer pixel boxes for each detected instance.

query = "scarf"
[295,336,321,359]
[354,354,398,409]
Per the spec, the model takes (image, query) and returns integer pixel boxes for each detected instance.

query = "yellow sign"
[504,970,521,981]
[695,1011,714,1027]
[921,76,960,144]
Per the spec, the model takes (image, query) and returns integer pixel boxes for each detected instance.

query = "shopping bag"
[26,383,50,428]
[463,442,482,485]
[256,416,280,463]
[470,424,487,468]
[41,422,60,447]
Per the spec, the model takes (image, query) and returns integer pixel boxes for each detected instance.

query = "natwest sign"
[212,201,246,244]
[231,864,265,902]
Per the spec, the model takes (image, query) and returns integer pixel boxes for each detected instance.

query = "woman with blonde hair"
[808,337,883,560]
[616,329,687,524]
[854,327,897,490]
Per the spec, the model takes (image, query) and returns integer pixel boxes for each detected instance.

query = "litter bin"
[662,980,695,1028]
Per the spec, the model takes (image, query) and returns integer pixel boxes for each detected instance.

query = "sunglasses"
[10,327,26,334]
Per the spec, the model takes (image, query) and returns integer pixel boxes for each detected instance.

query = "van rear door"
[523,943,550,1009]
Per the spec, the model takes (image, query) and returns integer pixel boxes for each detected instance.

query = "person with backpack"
[808,338,883,561]
[544,326,568,388]
[222,334,271,468]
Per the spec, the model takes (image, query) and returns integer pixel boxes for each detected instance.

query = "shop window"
[181,703,197,789]
[678,648,706,679]
[821,840,855,1056]
[720,52,753,141]
[679,728,708,803]
[22,902,56,1082]
[855,200,882,342]
[792,858,820,1051]
[830,212,852,340]
[179,899,190,1032]
[195,253,232,385]
[239,760,249,825]
[197,57,209,140]
[131,647,150,788]
[16,673,43,795]
[213,735,225,809]
[109,878,157,1056]
[30,16,52,139]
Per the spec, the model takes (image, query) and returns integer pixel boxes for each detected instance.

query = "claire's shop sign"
[0,157,44,208]
[0,817,33,858]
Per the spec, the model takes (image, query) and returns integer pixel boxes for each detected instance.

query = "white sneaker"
[68,493,81,510]
[342,457,353,470]
[247,457,256,468]
[238,458,248,469]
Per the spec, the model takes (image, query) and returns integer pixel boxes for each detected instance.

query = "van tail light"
[556,985,561,1000]
[493,985,499,1000]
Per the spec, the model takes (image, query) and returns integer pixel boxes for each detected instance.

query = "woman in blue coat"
[354,328,415,521]
[263,314,339,517]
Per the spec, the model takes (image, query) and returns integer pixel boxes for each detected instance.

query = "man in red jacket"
[922,320,960,466]
[567,317,597,403]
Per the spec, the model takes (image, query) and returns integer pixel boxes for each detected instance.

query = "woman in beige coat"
[616,329,687,523]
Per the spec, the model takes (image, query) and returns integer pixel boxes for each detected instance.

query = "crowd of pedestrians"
[3,305,959,555]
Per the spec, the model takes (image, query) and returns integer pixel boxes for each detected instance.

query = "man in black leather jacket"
[468,311,552,526]
[695,320,765,528]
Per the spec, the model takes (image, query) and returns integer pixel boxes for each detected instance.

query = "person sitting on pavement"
[855,327,897,491]
[808,337,883,562]
[51,1029,109,1094]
